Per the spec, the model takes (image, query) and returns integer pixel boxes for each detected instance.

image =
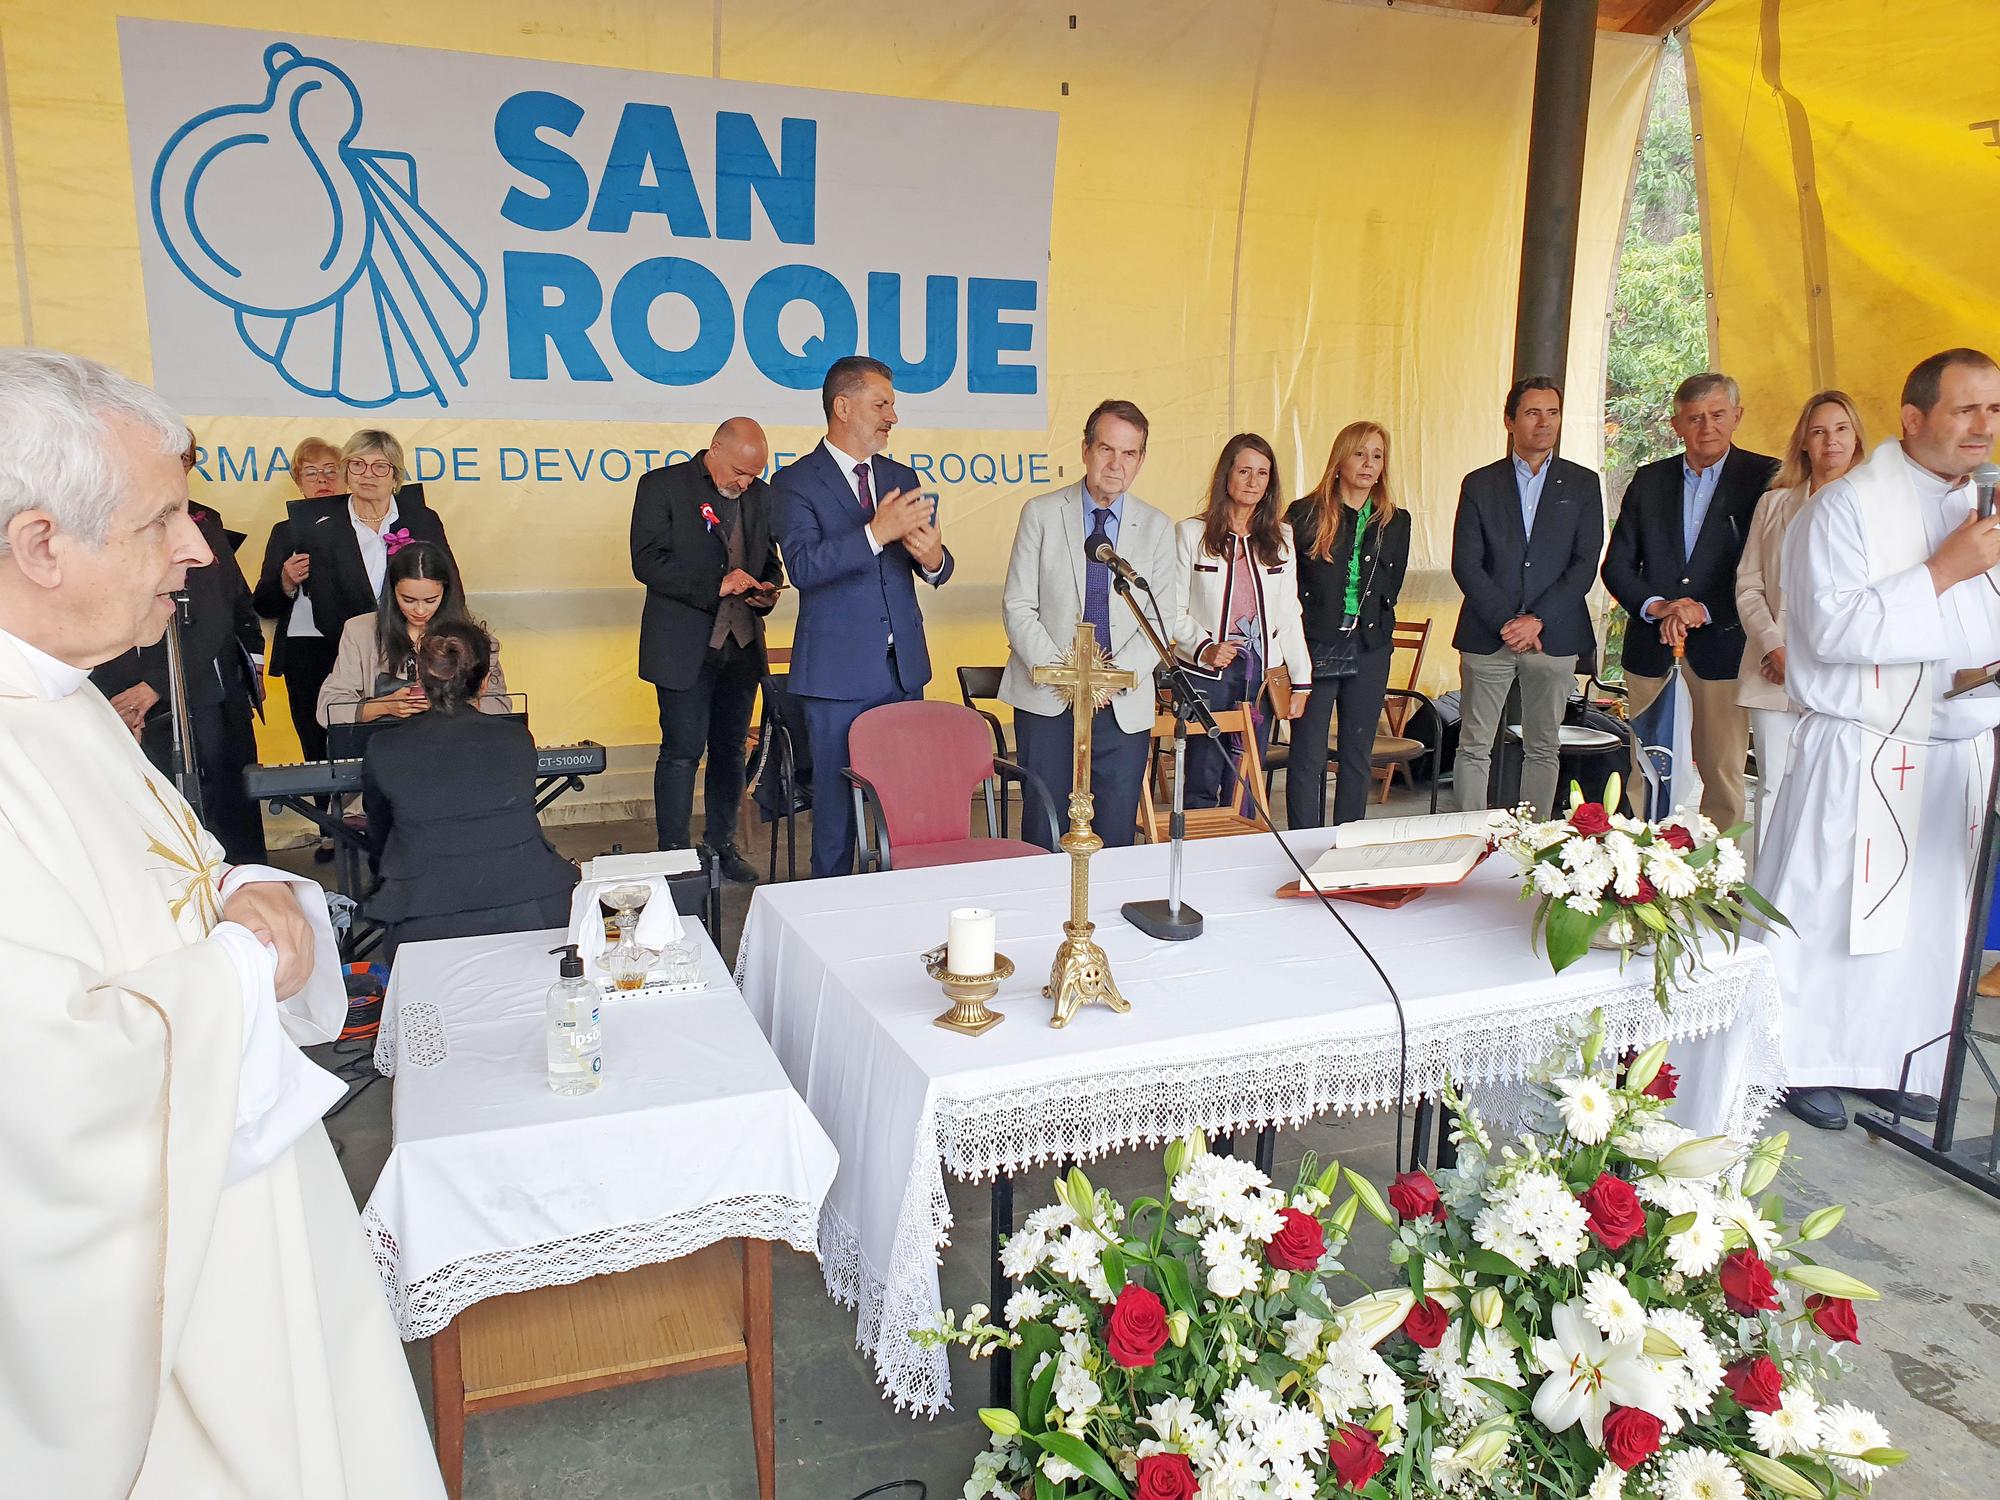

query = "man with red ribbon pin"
[632,417,784,881]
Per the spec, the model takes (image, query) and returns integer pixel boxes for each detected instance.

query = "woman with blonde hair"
[252,436,345,763]
[1283,421,1411,827]
[1734,390,1865,836]
[286,429,455,669]
[1170,433,1312,808]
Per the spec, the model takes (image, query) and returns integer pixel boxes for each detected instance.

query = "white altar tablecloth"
[736,829,1786,1415]
[362,925,839,1340]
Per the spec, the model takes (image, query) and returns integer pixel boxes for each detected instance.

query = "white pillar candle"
[946,907,996,976]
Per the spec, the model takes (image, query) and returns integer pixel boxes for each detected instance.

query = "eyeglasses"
[347,459,395,477]
[298,465,340,481]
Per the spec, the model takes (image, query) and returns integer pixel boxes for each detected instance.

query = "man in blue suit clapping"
[773,355,953,876]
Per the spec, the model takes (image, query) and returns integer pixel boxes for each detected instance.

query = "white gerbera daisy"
[1665,1215,1724,1277]
[1819,1401,1892,1479]
[1586,1460,1628,1500]
[998,1228,1047,1279]
[1749,1386,1822,1457]
[1660,1448,1748,1500]
[1533,860,1572,898]
[1555,1076,1619,1143]
[1003,1287,1049,1326]
[1581,1268,1646,1342]
[1645,846,1701,900]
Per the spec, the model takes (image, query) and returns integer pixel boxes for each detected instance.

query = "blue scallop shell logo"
[150,42,488,408]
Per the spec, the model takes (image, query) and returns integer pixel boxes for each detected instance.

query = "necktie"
[1083,507,1114,653]
[853,461,874,515]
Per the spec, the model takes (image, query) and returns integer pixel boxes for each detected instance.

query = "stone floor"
[302,803,2000,1500]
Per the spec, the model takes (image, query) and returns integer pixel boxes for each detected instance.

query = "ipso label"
[120,20,1057,429]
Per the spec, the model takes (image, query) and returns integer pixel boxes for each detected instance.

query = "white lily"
[1530,1299,1674,1445]
[1337,1288,1417,1348]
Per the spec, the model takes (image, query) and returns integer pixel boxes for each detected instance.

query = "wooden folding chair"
[1370,619,1432,804]
[1136,704,1273,842]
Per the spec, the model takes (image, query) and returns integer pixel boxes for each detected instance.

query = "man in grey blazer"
[1450,376,1605,817]
[1000,399,1177,849]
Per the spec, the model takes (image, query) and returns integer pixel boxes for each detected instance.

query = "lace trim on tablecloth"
[846,957,1786,1415]
[362,1193,824,1341]
[929,960,1784,1181]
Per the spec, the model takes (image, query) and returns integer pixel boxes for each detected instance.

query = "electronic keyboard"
[246,740,607,801]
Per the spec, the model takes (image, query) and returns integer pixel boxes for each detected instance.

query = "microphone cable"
[1121,563,1415,1170]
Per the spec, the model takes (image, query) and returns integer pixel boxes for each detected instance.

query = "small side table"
[428,1238,775,1500]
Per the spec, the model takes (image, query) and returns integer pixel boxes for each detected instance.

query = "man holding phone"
[632,417,784,881]
[773,355,953,877]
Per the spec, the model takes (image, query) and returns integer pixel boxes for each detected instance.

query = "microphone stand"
[1112,572,1218,941]
[163,589,204,819]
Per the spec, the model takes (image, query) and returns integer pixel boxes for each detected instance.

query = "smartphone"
[921,490,940,526]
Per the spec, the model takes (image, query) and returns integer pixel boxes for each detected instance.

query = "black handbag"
[1308,619,1361,681]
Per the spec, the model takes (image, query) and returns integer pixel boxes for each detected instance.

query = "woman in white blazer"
[1734,390,1864,840]
[1171,433,1312,808]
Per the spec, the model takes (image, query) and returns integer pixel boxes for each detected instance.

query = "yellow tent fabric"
[0,1,1655,765]
[1688,0,2000,455]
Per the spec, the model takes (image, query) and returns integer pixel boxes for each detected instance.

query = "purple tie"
[853,462,874,515]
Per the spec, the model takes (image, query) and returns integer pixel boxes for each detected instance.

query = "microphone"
[1976,461,2000,520]
[1091,540,1150,591]
[172,589,192,626]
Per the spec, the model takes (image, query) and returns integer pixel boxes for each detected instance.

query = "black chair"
[745,670,812,883]
[666,849,724,944]
[956,664,1011,837]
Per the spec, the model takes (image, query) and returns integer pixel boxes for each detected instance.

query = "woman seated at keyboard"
[316,539,509,726]
[361,621,577,957]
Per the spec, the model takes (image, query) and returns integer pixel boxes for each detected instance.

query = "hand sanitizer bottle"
[546,944,602,1095]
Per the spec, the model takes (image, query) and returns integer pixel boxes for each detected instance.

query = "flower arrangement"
[1373,1018,1901,1500]
[924,1020,1904,1499]
[1493,776,1786,1009]
[918,1144,1420,1500]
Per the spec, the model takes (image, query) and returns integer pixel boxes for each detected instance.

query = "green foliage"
[1605,39,1709,492]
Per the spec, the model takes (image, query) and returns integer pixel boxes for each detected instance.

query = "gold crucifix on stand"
[1030,620,1138,1027]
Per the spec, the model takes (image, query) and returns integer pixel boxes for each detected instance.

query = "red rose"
[1388,1170,1446,1223]
[1616,874,1660,907]
[1105,1282,1170,1368]
[1718,1249,1780,1316]
[1569,802,1613,836]
[1328,1425,1386,1490]
[1601,1405,1665,1469]
[1643,1061,1679,1100]
[1265,1206,1328,1271]
[1135,1451,1197,1500]
[1579,1172,1647,1251]
[1806,1294,1861,1344]
[1402,1295,1450,1349]
[1659,822,1696,851]
[1723,1355,1785,1413]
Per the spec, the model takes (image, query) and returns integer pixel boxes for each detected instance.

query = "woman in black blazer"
[361,622,576,959]
[253,437,346,762]
[1284,421,1412,828]
[288,429,453,650]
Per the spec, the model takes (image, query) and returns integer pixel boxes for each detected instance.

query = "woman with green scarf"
[1285,421,1412,827]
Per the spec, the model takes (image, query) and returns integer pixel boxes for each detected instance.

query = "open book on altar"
[1330,809,1508,848]
[1301,834,1488,894]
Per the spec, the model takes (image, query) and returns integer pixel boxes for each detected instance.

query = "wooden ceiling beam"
[1617,0,1710,34]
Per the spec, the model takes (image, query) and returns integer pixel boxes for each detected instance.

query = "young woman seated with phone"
[316,539,510,727]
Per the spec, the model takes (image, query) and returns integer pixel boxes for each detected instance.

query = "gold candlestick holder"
[922,945,1014,1036]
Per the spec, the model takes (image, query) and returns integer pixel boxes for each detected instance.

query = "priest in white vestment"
[1760,349,2000,1132]
[0,350,443,1497]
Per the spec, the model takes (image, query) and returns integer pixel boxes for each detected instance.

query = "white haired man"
[0,350,442,1496]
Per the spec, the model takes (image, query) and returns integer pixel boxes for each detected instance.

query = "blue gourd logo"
[150,42,488,408]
